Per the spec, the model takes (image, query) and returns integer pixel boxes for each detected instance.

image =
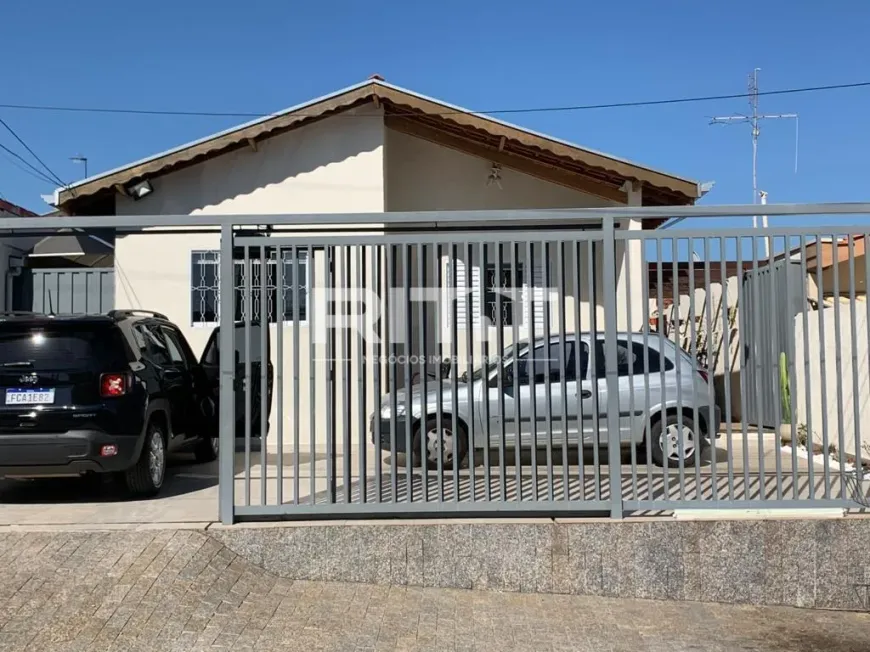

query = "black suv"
[0,310,272,497]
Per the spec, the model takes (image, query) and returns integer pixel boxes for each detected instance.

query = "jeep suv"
[0,309,272,497]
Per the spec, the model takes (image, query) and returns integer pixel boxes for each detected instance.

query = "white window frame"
[448,258,543,330]
[190,249,310,328]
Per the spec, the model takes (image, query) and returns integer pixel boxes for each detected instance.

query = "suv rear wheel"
[194,434,219,463]
[124,421,166,497]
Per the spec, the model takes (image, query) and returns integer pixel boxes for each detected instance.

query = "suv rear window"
[0,323,129,371]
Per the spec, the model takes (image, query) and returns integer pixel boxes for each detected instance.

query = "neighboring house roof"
[0,199,37,218]
[781,235,866,271]
[54,78,704,215]
[648,261,756,297]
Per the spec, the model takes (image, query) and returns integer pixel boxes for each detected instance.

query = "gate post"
[602,217,624,518]
[218,223,236,525]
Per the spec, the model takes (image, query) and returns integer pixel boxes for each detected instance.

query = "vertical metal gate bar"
[602,218,623,518]
[573,241,586,499]
[218,224,236,525]
[862,232,870,487]
[848,234,860,485]
[782,237,798,499]
[243,247,252,506]
[417,244,428,503]
[276,246,285,506]
[386,244,398,503]
[450,243,460,501]
[465,242,476,501]
[403,245,413,503]
[815,233,831,498]
[672,238,686,499]
[720,238,735,500]
[751,236,765,498]
[798,235,814,499]
[625,240,638,501]
[434,243,444,501]
[479,241,491,501]
[736,238,750,496]
[831,233,847,499]
[767,237,783,500]
[308,245,317,505]
[326,246,336,505]
[357,247,366,503]
[511,242,522,501]
[556,242,569,500]
[542,241,554,502]
[588,244,601,501]
[641,248,653,500]
[373,245,383,504]
[259,245,268,506]
[291,246,300,505]
[704,238,715,500]
[656,240,668,501]
[686,239,698,498]
[526,241,539,500]
[495,242,507,501]
[343,246,352,504]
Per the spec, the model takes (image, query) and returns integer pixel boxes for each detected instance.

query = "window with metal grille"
[190,250,309,326]
[450,259,542,329]
[484,264,523,326]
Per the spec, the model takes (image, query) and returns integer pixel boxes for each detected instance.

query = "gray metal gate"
[0,204,867,525]
[741,260,804,429]
[14,267,114,315]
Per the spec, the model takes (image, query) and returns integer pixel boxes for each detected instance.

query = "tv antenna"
[710,68,798,258]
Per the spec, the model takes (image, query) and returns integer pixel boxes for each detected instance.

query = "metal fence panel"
[16,267,114,315]
[1,204,868,522]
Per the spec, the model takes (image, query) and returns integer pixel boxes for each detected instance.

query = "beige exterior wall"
[112,112,646,454]
[794,304,870,464]
[384,127,622,377]
[806,256,867,302]
[114,106,386,451]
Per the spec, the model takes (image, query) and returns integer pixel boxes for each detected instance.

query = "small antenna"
[710,68,799,259]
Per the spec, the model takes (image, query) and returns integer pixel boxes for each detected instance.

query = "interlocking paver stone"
[0,528,867,651]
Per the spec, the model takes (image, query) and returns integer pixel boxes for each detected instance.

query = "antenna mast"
[711,68,798,258]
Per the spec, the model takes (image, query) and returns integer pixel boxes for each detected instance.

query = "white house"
[51,77,705,452]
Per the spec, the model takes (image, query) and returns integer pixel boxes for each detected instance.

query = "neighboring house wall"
[650,276,743,421]
[794,304,870,465]
[807,255,867,302]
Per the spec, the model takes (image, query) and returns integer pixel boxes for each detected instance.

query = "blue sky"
[1,0,868,221]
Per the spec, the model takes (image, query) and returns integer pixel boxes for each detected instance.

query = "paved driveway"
[0,528,868,651]
[0,452,220,527]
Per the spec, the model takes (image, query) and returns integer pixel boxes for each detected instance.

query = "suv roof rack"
[108,309,170,321]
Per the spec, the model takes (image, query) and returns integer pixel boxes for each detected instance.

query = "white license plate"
[5,388,55,405]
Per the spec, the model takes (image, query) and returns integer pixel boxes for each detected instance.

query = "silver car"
[372,333,720,469]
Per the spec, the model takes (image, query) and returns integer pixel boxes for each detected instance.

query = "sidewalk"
[0,528,867,651]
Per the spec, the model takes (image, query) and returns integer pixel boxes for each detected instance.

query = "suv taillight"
[100,373,129,397]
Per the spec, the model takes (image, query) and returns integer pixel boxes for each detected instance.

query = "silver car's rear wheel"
[660,423,695,462]
[649,414,698,467]
[412,416,469,470]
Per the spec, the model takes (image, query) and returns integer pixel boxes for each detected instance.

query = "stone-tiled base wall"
[208,517,870,611]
